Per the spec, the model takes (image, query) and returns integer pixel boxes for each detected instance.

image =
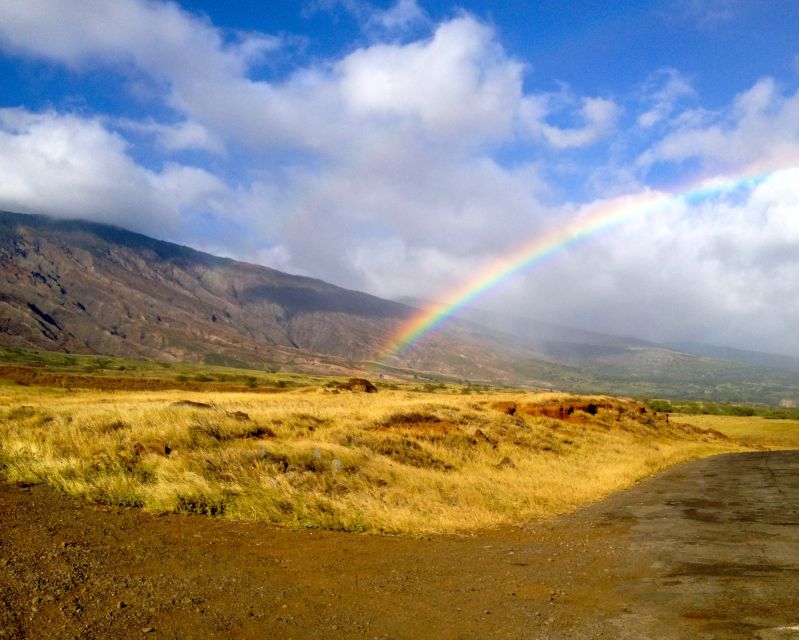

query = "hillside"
[0,211,563,383]
[4,210,799,404]
[402,301,799,405]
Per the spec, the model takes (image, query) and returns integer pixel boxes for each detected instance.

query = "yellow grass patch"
[0,384,743,534]
[673,414,799,450]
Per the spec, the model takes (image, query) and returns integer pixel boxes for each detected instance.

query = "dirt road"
[2,451,798,639]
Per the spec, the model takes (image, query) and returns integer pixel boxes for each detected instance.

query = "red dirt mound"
[489,399,617,423]
[336,378,378,393]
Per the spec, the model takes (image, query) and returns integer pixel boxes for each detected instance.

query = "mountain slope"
[0,211,413,366]
[0,211,562,383]
[399,299,799,405]
[4,210,799,404]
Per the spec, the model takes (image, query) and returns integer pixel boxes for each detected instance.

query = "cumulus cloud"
[638,78,799,171]
[0,108,228,236]
[0,2,617,156]
[0,0,261,80]
[0,1,608,291]
[501,167,799,354]
[115,118,223,153]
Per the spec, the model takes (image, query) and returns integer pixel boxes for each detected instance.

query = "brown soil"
[0,366,288,393]
[2,451,799,639]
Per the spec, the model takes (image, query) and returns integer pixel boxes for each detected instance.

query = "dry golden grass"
[673,414,799,450]
[0,383,743,534]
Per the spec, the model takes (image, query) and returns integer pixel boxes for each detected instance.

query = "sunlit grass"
[672,414,799,450]
[0,383,743,534]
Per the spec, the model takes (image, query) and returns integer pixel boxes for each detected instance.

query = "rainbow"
[379,166,791,364]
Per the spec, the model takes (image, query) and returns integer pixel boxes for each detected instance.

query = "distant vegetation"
[5,346,799,407]
[646,398,799,420]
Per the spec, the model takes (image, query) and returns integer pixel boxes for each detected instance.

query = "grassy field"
[673,414,799,450]
[0,376,745,534]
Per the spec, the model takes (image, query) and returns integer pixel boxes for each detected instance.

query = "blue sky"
[1,0,799,354]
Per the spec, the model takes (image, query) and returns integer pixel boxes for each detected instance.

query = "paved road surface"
[576,450,799,639]
[1,451,798,639]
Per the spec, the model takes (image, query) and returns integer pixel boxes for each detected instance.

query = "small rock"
[117,601,126,610]
[331,458,343,472]
[141,627,154,634]
[496,456,515,469]
[31,597,41,606]
[470,428,494,447]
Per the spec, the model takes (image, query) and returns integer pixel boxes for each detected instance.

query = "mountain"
[3,209,799,405]
[398,299,799,405]
[0,210,562,382]
[667,342,799,375]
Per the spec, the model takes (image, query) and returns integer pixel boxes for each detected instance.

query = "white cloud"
[638,77,799,171]
[335,17,525,145]
[367,0,427,33]
[115,118,223,153]
[504,168,799,354]
[636,68,695,129]
[521,94,619,149]
[0,2,618,156]
[0,108,228,236]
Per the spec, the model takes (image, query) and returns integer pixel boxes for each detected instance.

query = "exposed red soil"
[0,481,629,640]
[335,378,378,393]
[491,399,631,423]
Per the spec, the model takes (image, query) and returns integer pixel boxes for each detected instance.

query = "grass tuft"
[0,384,749,534]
